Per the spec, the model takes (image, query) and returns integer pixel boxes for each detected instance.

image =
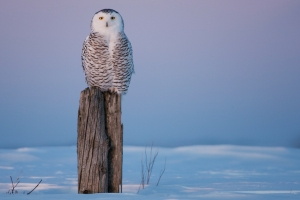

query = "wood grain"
[77,87,123,193]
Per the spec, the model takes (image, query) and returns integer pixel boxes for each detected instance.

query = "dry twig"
[145,142,158,184]
[8,175,20,194]
[156,158,166,186]
[27,179,42,195]
[138,143,167,193]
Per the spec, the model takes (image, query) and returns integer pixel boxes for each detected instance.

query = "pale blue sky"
[0,0,299,148]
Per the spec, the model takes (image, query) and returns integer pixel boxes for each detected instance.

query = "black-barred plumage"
[82,33,113,90]
[82,9,134,94]
[112,32,134,92]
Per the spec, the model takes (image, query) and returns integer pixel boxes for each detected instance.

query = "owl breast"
[82,32,134,94]
[111,33,134,94]
[82,32,113,91]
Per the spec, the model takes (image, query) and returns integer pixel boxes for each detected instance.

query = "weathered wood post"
[77,87,122,193]
[104,92,123,193]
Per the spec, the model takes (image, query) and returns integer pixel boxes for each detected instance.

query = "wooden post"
[77,87,123,194]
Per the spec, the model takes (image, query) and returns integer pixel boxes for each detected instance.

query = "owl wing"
[111,33,134,94]
[81,33,113,90]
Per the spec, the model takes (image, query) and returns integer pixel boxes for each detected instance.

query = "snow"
[0,145,299,199]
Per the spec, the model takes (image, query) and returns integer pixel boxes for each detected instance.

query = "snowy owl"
[81,9,134,95]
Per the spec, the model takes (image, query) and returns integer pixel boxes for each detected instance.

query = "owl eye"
[99,16,104,20]
[111,16,115,20]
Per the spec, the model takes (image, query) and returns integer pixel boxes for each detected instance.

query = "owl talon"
[108,87,119,94]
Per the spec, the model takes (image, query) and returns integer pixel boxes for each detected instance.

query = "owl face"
[91,9,124,35]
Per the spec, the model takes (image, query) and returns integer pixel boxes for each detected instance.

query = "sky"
[0,0,299,148]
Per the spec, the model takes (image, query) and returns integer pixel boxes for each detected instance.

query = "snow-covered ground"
[0,145,299,199]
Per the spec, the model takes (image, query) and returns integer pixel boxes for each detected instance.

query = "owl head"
[91,9,124,35]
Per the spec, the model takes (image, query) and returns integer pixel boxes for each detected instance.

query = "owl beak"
[106,22,108,27]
